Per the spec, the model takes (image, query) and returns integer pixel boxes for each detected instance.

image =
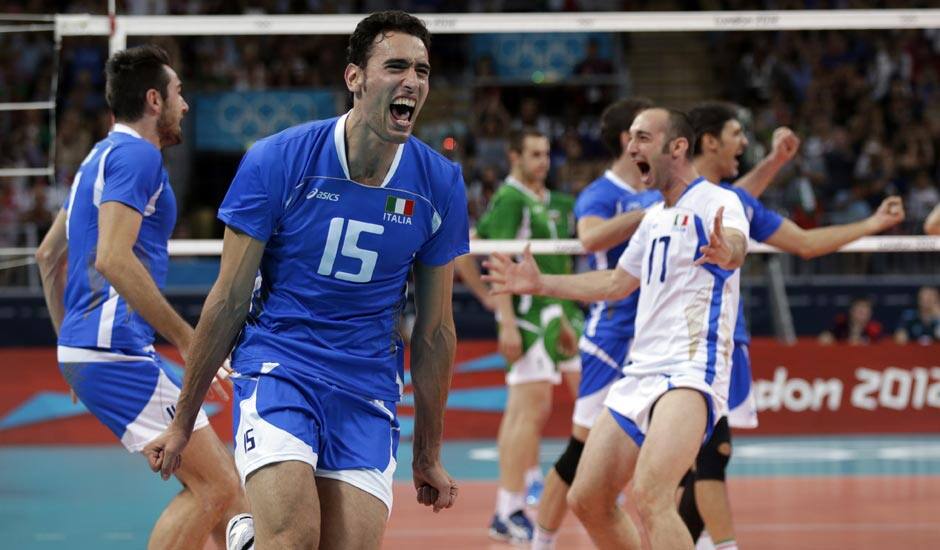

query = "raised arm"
[96,201,193,356]
[410,260,460,513]
[36,208,69,334]
[145,226,265,479]
[483,245,639,304]
[926,203,940,235]
[764,196,905,259]
[735,127,800,199]
[577,210,646,252]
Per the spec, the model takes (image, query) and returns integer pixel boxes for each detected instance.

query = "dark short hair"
[508,127,548,154]
[105,44,171,122]
[688,102,740,156]
[600,97,654,158]
[661,108,695,161]
[347,11,431,67]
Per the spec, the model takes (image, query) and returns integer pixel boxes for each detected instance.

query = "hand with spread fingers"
[694,206,734,268]
[481,244,543,297]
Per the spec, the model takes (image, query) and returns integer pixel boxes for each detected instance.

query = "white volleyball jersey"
[616,177,749,402]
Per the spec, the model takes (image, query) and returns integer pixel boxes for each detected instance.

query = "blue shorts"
[727,344,758,429]
[231,362,400,512]
[57,345,210,452]
[573,334,629,429]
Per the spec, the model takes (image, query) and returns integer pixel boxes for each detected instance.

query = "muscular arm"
[36,209,69,335]
[540,268,639,303]
[926,203,940,235]
[171,227,264,433]
[735,127,800,199]
[577,210,645,252]
[96,201,193,352]
[410,260,458,466]
[764,197,905,258]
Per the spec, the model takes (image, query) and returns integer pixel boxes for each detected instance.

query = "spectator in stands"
[819,297,884,345]
[906,171,939,230]
[894,286,940,345]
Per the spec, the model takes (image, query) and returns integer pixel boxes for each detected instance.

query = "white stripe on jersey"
[92,144,115,207]
[57,345,154,363]
[144,182,165,217]
[97,286,120,349]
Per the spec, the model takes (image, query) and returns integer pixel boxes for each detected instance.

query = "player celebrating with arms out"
[145,11,469,549]
[485,107,749,549]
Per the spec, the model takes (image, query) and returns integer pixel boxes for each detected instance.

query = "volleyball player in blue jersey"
[36,45,248,549]
[145,11,469,549]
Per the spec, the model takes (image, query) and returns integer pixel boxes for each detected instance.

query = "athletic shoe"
[489,510,534,543]
[526,478,544,507]
[226,513,255,550]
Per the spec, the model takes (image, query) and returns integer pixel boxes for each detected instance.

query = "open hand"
[694,207,733,268]
[481,244,542,296]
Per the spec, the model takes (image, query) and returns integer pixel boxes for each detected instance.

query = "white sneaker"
[226,513,254,550]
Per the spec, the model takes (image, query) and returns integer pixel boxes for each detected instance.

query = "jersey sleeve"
[735,188,783,242]
[416,170,471,266]
[476,187,522,239]
[217,139,287,243]
[99,142,163,214]
[617,213,650,278]
[574,183,614,221]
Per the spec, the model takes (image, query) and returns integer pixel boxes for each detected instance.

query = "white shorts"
[603,372,723,447]
[505,339,581,386]
[572,378,617,429]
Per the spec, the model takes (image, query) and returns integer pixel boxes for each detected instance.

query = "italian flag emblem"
[674,213,690,226]
[386,196,415,216]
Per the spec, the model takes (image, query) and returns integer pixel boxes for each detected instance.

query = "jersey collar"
[332,111,404,188]
[677,176,707,203]
[604,169,637,193]
[506,175,549,204]
[111,123,142,139]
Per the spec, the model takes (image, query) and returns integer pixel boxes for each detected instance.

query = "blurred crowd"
[1,2,939,249]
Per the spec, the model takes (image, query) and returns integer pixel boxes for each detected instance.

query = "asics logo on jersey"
[307,188,340,201]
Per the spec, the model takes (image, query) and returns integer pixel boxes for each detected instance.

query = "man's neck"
[510,171,545,196]
[610,154,643,191]
[693,156,722,185]
[344,109,400,186]
[116,120,161,150]
[661,163,700,207]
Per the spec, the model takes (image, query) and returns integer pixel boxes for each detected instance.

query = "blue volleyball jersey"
[720,183,784,346]
[574,170,661,341]
[219,113,470,401]
[58,125,176,352]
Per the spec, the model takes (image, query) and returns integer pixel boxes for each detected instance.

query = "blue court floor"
[1,435,939,548]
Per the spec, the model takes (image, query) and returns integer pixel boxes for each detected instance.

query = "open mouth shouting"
[635,159,652,184]
[390,96,416,129]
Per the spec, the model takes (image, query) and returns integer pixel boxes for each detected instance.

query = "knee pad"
[678,471,704,540]
[695,416,732,481]
[553,436,585,486]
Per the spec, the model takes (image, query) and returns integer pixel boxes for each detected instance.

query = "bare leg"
[632,389,707,550]
[246,460,320,549]
[148,426,246,550]
[695,480,735,543]
[537,424,590,531]
[568,410,642,550]
[498,381,553,493]
[316,477,389,550]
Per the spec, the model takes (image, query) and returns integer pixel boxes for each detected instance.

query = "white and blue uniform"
[605,178,749,446]
[722,183,783,429]
[220,113,469,511]
[572,170,660,429]
[57,124,209,452]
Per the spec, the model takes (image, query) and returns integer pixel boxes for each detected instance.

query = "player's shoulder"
[260,117,336,151]
[719,181,761,209]
[692,178,744,208]
[404,134,462,181]
[109,132,161,164]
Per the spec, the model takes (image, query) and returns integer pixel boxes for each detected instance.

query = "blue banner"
[194,89,341,151]
[470,33,613,81]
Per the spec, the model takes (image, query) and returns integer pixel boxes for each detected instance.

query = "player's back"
[58,125,175,353]
[219,114,469,402]
[575,170,661,340]
[621,178,749,390]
